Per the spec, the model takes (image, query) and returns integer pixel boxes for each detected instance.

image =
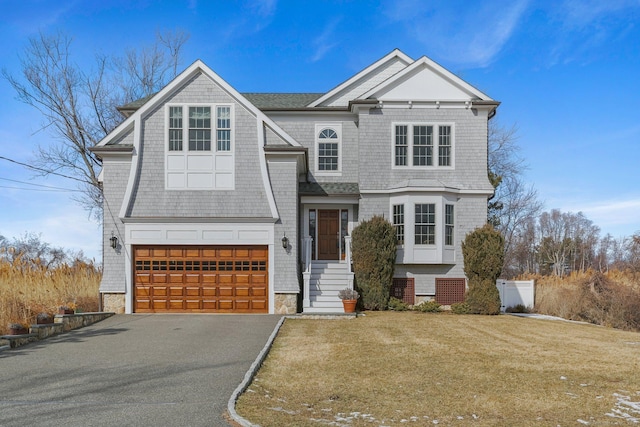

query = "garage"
[133,245,268,313]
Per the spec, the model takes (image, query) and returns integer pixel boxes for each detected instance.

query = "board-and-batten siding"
[126,73,273,219]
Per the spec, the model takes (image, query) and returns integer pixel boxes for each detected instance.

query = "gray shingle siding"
[395,195,487,295]
[358,194,390,221]
[126,73,273,218]
[273,120,359,183]
[358,107,493,192]
[324,59,408,107]
[100,159,130,293]
[268,160,300,293]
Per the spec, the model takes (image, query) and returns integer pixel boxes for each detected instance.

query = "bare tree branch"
[3,30,189,220]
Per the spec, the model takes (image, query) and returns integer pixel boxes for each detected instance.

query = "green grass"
[236,312,640,426]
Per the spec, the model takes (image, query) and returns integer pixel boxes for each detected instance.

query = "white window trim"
[164,103,235,190]
[445,204,455,247]
[315,122,342,176]
[389,195,457,264]
[391,122,455,170]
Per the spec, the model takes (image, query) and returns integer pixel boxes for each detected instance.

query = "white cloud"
[545,0,640,66]
[0,192,101,261]
[310,17,342,62]
[382,0,530,68]
[247,0,277,18]
[552,196,640,237]
[220,0,278,40]
[559,0,640,28]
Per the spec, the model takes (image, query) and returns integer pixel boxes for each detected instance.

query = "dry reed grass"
[529,270,640,331]
[0,258,101,334]
[236,312,640,426]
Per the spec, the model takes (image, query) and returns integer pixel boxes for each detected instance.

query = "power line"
[0,185,77,192]
[0,177,78,191]
[0,155,87,183]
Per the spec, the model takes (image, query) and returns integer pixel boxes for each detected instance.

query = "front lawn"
[236,312,640,426]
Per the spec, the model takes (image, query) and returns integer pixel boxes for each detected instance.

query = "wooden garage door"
[134,246,268,313]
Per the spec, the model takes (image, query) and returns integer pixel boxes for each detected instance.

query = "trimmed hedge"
[351,216,397,310]
[462,223,504,315]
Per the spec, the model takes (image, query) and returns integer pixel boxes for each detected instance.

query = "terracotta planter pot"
[58,308,74,315]
[342,299,357,313]
[9,327,29,335]
[37,316,53,325]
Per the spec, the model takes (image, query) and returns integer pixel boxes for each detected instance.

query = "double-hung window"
[395,125,408,166]
[415,203,436,245]
[217,106,231,151]
[188,106,211,151]
[393,204,405,245]
[413,125,433,166]
[438,125,451,166]
[445,204,455,246]
[169,107,183,151]
[393,124,453,168]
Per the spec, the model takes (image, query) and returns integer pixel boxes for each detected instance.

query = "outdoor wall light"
[281,233,289,249]
[109,232,118,249]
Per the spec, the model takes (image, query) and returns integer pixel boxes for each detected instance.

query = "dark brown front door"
[318,210,339,260]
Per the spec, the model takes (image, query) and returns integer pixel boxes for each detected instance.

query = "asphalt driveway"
[0,314,282,426]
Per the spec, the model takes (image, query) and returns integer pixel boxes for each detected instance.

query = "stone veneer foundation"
[104,292,297,314]
[274,293,297,314]
[102,293,126,314]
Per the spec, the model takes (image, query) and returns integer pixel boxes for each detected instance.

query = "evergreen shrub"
[388,297,410,311]
[462,224,504,315]
[351,215,397,310]
[414,300,441,313]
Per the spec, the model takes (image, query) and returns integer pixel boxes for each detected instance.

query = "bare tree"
[626,232,640,276]
[535,210,601,276]
[3,30,189,217]
[487,119,543,276]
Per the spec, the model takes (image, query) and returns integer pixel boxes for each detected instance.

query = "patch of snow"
[269,406,298,415]
[577,419,590,425]
[560,376,567,380]
[605,392,640,423]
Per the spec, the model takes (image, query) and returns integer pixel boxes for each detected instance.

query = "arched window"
[317,127,339,171]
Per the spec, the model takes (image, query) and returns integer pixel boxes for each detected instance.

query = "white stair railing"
[302,236,313,308]
[344,235,353,274]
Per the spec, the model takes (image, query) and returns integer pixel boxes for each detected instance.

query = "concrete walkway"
[0,314,282,426]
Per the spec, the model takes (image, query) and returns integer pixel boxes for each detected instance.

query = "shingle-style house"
[92,49,498,314]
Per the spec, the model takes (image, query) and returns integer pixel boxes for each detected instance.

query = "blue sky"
[1,0,639,261]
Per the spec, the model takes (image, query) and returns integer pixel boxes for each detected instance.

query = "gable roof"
[95,60,301,148]
[110,50,497,117]
[306,49,414,108]
[360,55,493,102]
[243,93,323,109]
